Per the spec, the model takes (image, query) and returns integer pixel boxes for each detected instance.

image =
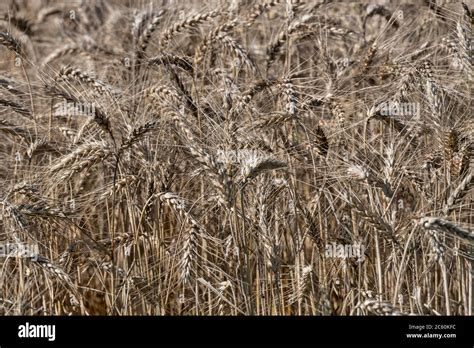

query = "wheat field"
[0,0,472,316]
